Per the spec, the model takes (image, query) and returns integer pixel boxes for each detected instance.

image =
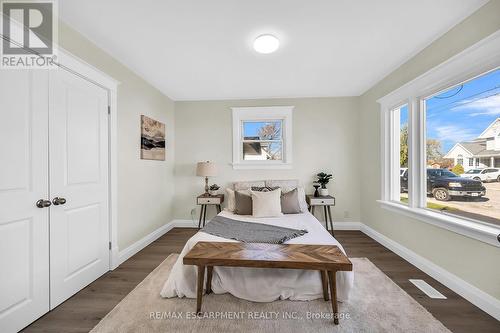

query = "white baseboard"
[172,219,198,228]
[113,222,177,268]
[111,219,198,268]
[360,223,500,321]
[332,221,362,230]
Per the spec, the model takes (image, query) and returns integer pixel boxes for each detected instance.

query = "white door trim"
[54,47,120,270]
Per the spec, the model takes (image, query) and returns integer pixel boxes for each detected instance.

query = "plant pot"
[209,190,217,196]
[319,188,329,196]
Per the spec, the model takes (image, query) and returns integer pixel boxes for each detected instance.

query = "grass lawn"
[399,196,457,211]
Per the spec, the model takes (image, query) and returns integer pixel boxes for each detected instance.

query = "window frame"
[241,119,284,161]
[378,31,500,247]
[231,106,293,169]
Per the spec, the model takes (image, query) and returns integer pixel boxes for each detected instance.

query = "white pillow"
[250,188,283,218]
[225,188,235,212]
[297,187,308,212]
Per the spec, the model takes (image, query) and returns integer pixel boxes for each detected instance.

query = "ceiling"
[60,0,487,101]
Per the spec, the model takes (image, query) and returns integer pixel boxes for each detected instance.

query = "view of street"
[401,182,500,227]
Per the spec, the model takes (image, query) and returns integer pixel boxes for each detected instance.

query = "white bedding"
[160,211,354,302]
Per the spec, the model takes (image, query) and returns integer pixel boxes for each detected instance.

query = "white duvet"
[160,211,354,302]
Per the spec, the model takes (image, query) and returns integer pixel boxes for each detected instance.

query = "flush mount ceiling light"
[253,34,280,54]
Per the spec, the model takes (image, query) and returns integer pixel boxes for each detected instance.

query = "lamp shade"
[196,161,217,177]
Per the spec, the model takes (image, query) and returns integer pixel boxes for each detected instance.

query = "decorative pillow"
[234,181,265,191]
[281,188,301,214]
[225,188,235,212]
[297,187,308,212]
[234,190,253,215]
[250,188,283,218]
[251,186,279,192]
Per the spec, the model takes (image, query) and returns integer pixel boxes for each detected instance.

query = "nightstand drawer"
[197,197,221,205]
[308,197,335,206]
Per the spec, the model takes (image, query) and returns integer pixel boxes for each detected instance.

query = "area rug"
[90,254,450,333]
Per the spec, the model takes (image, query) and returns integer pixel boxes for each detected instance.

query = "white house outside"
[444,118,500,171]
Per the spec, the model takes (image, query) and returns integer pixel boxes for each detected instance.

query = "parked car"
[461,168,500,182]
[400,168,486,201]
[400,168,408,192]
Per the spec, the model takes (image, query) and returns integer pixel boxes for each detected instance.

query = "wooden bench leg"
[196,265,205,314]
[206,266,213,294]
[328,270,339,325]
[320,270,329,301]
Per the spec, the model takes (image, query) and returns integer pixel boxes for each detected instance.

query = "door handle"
[52,197,67,205]
[36,199,52,208]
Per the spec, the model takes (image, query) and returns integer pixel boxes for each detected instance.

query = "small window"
[469,158,474,166]
[242,121,283,161]
[232,106,293,169]
[457,154,464,166]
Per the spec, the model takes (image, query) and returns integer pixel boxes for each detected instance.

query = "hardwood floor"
[23,229,499,332]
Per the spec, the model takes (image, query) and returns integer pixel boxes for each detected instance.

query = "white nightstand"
[196,194,224,229]
[306,194,335,235]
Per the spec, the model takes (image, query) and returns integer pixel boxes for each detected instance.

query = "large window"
[379,32,500,247]
[232,106,293,169]
[424,69,500,226]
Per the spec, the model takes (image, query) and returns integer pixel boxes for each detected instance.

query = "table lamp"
[196,161,217,196]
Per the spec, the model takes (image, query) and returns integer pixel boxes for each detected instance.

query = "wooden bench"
[183,241,353,325]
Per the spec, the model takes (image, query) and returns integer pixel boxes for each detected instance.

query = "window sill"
[231,162,292,170]
[378,200,500,247]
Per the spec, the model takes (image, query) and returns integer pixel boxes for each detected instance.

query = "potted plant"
[316,172,333,196]
[209,184,220,196]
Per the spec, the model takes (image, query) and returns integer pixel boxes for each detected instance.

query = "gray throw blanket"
[201,215,308,244]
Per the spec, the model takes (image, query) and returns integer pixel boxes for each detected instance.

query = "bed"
[160,210,354,302]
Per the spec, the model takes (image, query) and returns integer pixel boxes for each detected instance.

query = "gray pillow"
[234,191,252,215]
[281,188,301,214]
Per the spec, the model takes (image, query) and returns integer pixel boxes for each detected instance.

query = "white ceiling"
[60,0,487,101]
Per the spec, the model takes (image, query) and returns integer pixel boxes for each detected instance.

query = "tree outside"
[400,124,454,169]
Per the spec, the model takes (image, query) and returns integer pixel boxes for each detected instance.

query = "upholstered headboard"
[232,179,299,190]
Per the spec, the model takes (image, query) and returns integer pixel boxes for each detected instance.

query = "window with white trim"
[389,104,410,205]
[232,106,293,169]
[379,32,500,247]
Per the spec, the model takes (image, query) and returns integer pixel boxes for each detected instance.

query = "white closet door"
[0,70,50,333]
[48,68,110,308]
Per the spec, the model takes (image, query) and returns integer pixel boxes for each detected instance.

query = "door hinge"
[109,241,112,250]
[107,106,111,115]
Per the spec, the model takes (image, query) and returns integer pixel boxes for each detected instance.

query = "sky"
[243,121,282,139]
[400,68,500,153]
